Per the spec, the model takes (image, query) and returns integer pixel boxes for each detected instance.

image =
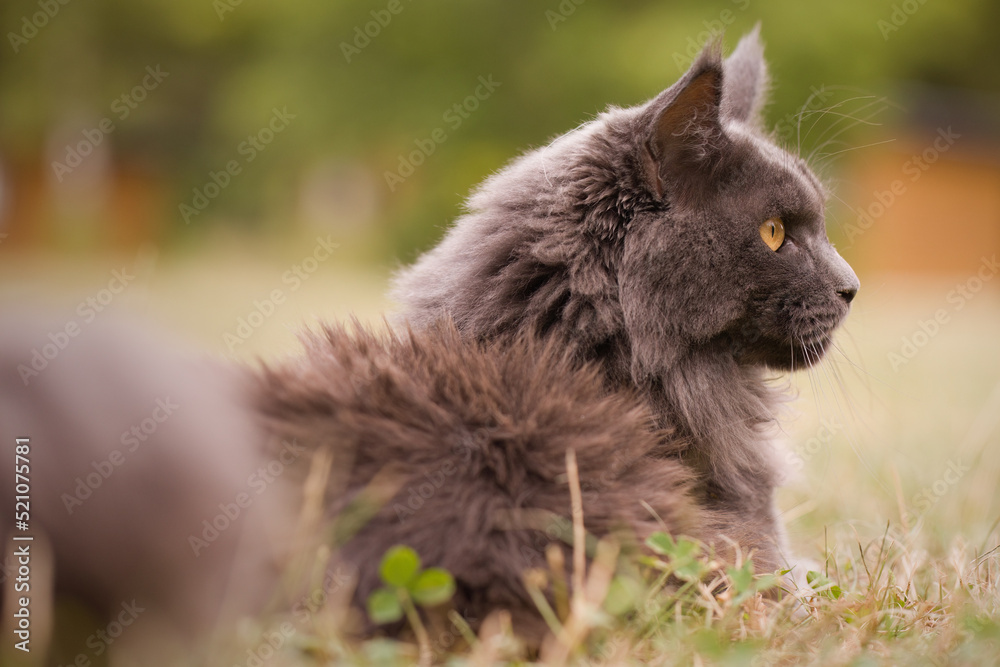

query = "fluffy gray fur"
[392,27,859,572]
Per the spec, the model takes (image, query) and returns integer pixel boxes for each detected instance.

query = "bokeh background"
[2,0,1000,624]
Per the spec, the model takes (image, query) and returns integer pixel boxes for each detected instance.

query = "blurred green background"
[1,0,999,560]
[2,0,998,263]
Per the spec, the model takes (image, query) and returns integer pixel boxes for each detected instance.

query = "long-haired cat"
[2,26,858,656]
[260,26,859,639]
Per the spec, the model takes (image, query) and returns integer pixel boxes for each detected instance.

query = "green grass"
[230,438,1000,667]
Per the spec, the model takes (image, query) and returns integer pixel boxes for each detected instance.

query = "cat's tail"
[255,318,705,641]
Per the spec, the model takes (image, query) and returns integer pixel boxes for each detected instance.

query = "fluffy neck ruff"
[392,110,784,500]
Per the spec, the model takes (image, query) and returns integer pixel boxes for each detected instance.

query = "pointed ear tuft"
[643,45,725,200]
[722,23,769,125]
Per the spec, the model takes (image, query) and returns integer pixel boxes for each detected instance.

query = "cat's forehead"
[725,121,826,205]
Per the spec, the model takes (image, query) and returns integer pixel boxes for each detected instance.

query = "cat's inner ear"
[643,59,724,200]
[721,25,769,125]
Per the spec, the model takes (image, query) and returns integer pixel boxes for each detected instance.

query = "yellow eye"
[759,217,785,251]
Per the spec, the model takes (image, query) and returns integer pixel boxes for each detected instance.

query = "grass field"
[3,242,999,666]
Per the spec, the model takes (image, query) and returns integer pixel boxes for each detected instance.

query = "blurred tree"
[1,0,998,257]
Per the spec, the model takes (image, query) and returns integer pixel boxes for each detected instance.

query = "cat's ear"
[722,24,769,125]
[642,44,725,200]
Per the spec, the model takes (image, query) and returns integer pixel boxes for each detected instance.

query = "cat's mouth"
[777,304,850,370]
[721,317,842,370]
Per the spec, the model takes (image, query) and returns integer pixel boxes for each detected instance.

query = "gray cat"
[391,26,858,582]
[260,25,860,643]
[0,26,859,654]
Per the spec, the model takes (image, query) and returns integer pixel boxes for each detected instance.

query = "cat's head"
[395,28,858,380]
[601,28,859,376]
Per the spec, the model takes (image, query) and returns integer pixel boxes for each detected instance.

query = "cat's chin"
[779,333,834,370]
[723,330,835,370]
[734,333,833,371]
[790,334,833,368]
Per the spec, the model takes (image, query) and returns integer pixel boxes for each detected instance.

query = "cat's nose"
[835,272,859,304]
[822,243,859,306]
[835,266,860,304]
